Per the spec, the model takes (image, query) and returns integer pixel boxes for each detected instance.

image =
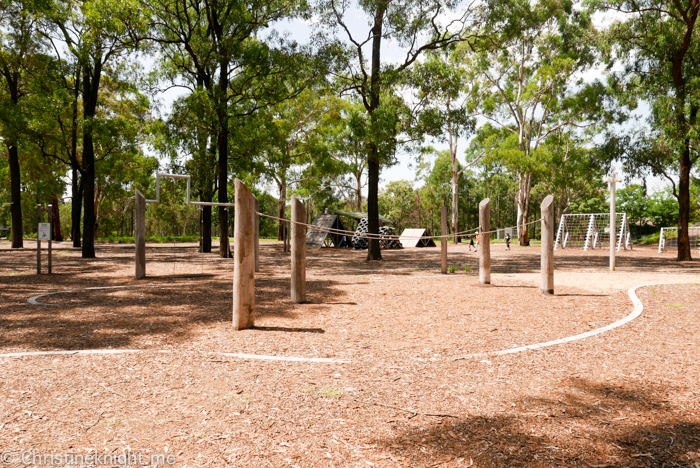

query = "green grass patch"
[303,385,344,398]
[663,304,685,308]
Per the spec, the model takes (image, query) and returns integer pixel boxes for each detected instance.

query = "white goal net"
[554,213,631,251]
[658,226,700,253]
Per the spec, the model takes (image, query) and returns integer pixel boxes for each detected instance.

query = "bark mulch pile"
[0,240,699,467]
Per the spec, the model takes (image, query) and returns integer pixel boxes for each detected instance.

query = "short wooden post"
[540,195,554,294]
[48,204,53,274]
[479,198,491,284]
[233,179,256,330]
[291,196,306,303]
[254,197,260,272]
[135,189,146,279]
[441,206,448,274]
[36,205,41,275]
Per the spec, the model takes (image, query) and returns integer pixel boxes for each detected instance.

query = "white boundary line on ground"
[455,283,664,360]
[10,282,689,362]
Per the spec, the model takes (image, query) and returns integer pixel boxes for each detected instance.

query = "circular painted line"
[15,282,688,362]
[455,283,659,360]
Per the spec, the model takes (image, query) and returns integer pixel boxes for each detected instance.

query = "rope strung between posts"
[478,217,544,236]
[255,211,482,240]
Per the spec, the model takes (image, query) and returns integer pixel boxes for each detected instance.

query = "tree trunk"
[5,74,23,248]
[451,154,459,243]
[51,195,63,241]
[81,58,102,259]
[278,183,287,241]
[365,5,386,261]
[202,205,212,252]
[516,173,531,246]
[72,170,83,247]
[8,142,23,248]
[217,58,230,258]
[677,142,693,261]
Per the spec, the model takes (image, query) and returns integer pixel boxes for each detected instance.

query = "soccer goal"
[658,226,700,253]
[554,213,631,251]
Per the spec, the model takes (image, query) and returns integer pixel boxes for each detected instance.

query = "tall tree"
[46,0,146,257]
[0,0,46,248]
[316,0,480,260]
[468,0,601,245]
[410,49,480,242]
[592,0,700,260]
[147,0,314,257]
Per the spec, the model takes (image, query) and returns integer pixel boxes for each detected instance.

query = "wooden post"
[441,206,448,274]
[254,196,260,272]
[540,195,554,294]
[291,196,306,303]
[48,204,53,274]
[233,179,256,330]
[36,205,41,275]
[135,189,146,279]
[479,198,491,284]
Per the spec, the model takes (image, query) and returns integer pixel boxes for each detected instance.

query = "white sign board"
[38,223,51,241]
[505,227,513,237]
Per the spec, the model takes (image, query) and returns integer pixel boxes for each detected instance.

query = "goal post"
[554,213,631,251]
[658,226,700,253]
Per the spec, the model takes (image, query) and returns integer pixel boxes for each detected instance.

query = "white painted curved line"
[0,349,141,358]
[219,352,350,363]
[457,283,657,360]
[28,283,186,306]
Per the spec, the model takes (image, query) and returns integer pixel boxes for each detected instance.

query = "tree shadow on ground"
[376,378,700,467]
[0,273,344,351]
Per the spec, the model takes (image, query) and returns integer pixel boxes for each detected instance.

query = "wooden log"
[441,206,448,274]
[233,179,255,330]
[479,198,491,285]
[135,189,146,279]
[540,195,554,294]
[254,196,260,273]
[291,196,306,303]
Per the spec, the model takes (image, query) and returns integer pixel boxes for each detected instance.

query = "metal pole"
[36,205,41,275]
[48,204,53,274]
[440,206,448,274]
[605,172,622,272]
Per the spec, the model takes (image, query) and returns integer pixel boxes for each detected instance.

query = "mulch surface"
[0,240,699,467]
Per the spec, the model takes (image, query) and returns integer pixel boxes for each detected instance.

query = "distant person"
[505,232,511,251]
[475,233,480,252]
[469,235,475,251]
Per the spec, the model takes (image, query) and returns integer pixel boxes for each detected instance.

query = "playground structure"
[305,214,349,248]
[554,213,632,251]
[658,226,700,253]
[399,228,437,247]
[134,173,257,279]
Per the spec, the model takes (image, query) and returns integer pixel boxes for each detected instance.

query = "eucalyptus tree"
[147,0,317,257]
[0,0,47,247]
[252,88,342,239]
[45,0,147,257]
[315,0,482,260]
[410,49,480,242]
[467,0,602,245]
[590,0,700,260]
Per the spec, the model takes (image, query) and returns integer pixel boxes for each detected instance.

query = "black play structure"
[306,214,351,248]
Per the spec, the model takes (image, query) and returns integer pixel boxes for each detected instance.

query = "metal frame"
[145,173,235,207]
[555,213,631,251]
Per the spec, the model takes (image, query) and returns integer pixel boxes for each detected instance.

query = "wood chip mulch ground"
[0,240,699,467]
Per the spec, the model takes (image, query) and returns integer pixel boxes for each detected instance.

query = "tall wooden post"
[291,196,306,303]
[254,197,260,272]
[540,195,554,294]
[233,179,256,330]
[479,198,491,284]
[48,204,53,274]
[441,206,448,274]
[36,205,41,275]
[135,189,146,279]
